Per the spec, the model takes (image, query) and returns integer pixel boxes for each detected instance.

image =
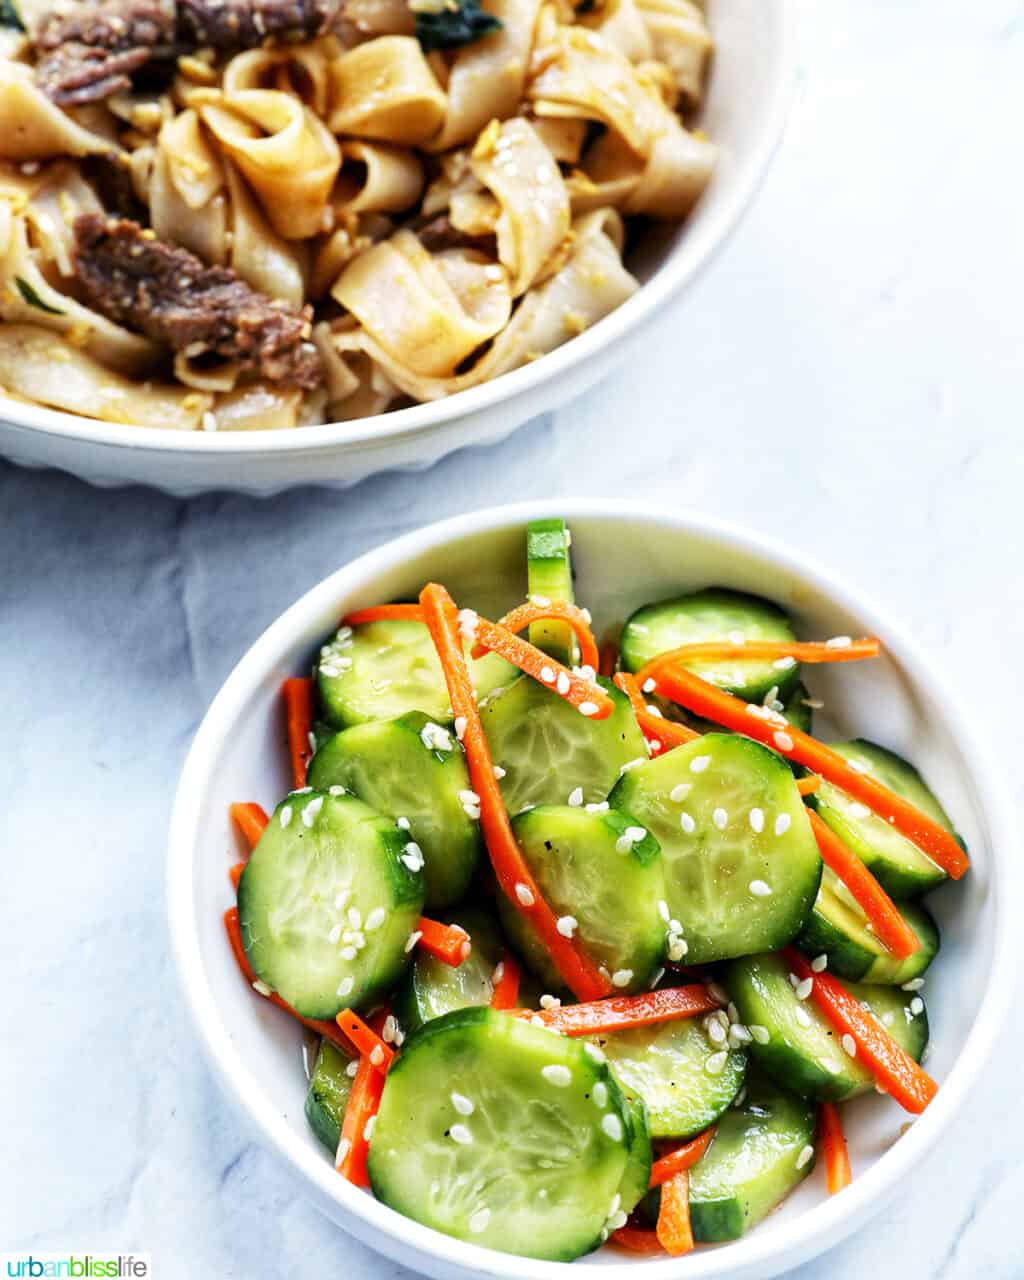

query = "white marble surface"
[3,1,1023,1275]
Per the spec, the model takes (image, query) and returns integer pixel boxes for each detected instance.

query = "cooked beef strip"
[73,214,324,389]
[176,0,341,46]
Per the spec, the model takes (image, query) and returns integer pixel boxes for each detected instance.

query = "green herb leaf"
[415,0,502,52]
[0,0,24,28]
[15,277,65,315]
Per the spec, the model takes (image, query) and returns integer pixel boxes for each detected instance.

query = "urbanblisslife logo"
[3,1256,150,1278]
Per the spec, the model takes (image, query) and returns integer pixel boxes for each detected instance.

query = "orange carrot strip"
[818,1102,852,1194]
[599,641,619,678]
[798,774,821,796]
[782,947,938,1114]
[230,802,270,852]
[490,950,522,1010]
[656,1170,694,1256]
[474,601,600,674]
[525,985,721,1037]
[610,1225,664,1254]
[649,1126,716,1187]
[419,583,612,1001]
[337,1048,387,1186]
[223,907,351,1053]
[229,861,246,889]
[614,672,700,754]
[471,613,613,720]
[336,1008,395,1072]
[416,916,472,967]
[808,810,919,958]
[635,637,881,687]
[650,664,969,879]
[342,603,424,626]
[282,677,314,790]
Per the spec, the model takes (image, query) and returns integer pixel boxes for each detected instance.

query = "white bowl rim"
[167,498,1020,1279]
[7,1,796,460]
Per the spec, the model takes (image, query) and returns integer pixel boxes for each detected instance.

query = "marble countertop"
[3,1,1023,1275]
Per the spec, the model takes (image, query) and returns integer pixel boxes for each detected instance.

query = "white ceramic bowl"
[168,500,1018,1278]
[1,1,794,496]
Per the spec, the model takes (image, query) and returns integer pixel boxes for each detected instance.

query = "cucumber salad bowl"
[168,502,1016,1280]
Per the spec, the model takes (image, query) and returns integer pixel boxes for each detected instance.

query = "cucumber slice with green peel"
[527,518,577,667]
[305,1039,354,1152]
[307,711,482,910]
[723,952,929,1102]
[797,866,940,984]
[480,674,647,814]
[609,734,822,965]
[394,907,505,1033]
[617,1094,653,1217]
[317,619,515,729]
[238,791,425,1019]
[620,589,800,703]
[811,740,957,898]
[590,1015,746,1139]
[368,1007,637,1261]
[688,1074,817,1242]
[497,805,667,994]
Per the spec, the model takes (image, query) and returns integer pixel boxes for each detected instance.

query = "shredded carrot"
[419,583,612,1001]
[599,640,619,678]
[649,1126,716,1187]
[808,810,919,958]
[649,664,969,879]
[470,613,613,719]
[490,950,522,1010]
[416,916,472,967]
[797,774,822,796]
[342,603,424,626]
[613,671,700,753]
[336,1008,395,1072]
[656,1170,694,1256]
[521,984,721,1036]
[782,947,938,1113]
[609,1225,664,1254]
[474,600,600,674]
[635,637,881,688]
[818,1102,852,1194]
[230,801,270,852]
[229,861,246,889]
[223,907,351,1053]
[336,1021,388,1187]
[282,677,314,790]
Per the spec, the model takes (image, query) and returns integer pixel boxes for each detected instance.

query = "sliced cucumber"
[317,619,514,729]
[305,1039,354,1152]
[811,740,957,898]
[620,589,800,702]
[527,517,577,667]
[238,791,424,1018]
[368,1007,635,1261]
[797,866,940,984]
[618,1095,653,1217]
[498,805,667,994]
[688,1074,817,1242]
[480,674,647,813]
[610,734,821,964]
[394,907,505,1033]
[307,711,482,910]
[592,1015,745,1139]
[723,952,929,1101]
[781,682,814,735]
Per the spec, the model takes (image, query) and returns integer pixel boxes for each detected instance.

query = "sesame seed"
[658,899,670,922]
[707,1017,726,1045]
[707,981,729,1005]
[301,797,324,827]
[585,801,609,812]
[620,757,646,773]
[252,979,272,997]
[680,812,696,834]
[328,923,342,944]
[347,907,362,929]
[363,1115,376,1142]
[396,817,411,830]
[811,954,828,972]
[667,935,688,961]
[365,907,386,931]
[345,1059,358,1078]
[842,1034,857,1057]
[796,1144,814,1170]
[593,1080,609,1107]
[585,1044,606,1065]
[335,1136,351,1167]
[540,665,556,684]
[515,883,535,906]
[556,915,577,938]
[578,701,599,716]
[450,1124,473,1145]
[454,715,468,741]
[901,978,925,991]
[748,807,766,834]
[556,671,570,695]
[795,977,814,1000]
[774,813,792,836]
[690,755,711,773]
[611,969,633,987]
[279,805,293,828]
[370,1045,385,1067]
[729,1024,752,1046]
[712,807,728,830]
[826,635,852,649]
[774,731,794,752]
[773,656,797,670]
[340,946,357,961]
[493,765,506,779]
[468,1208,490,1233]
[645,704,663,719]
[337,976,354,997]
[541,1064,572,1087]
[670,783,691,802]
[382,1015,398,1043]
[705,1051,728,1076]
[530,594,551,607]
[329,785,346,796]
[849,759,869,774]
[601,1113,623,1141]
[910,997,924,1016]
[451,1092,474,1115]
[568,786,584,807]
[749,879,772,897]
[749,1024,770,1044]
[539,994,561,1010]
[642,678,658,695]
[405,930,422,952]
[626,826,646,842]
